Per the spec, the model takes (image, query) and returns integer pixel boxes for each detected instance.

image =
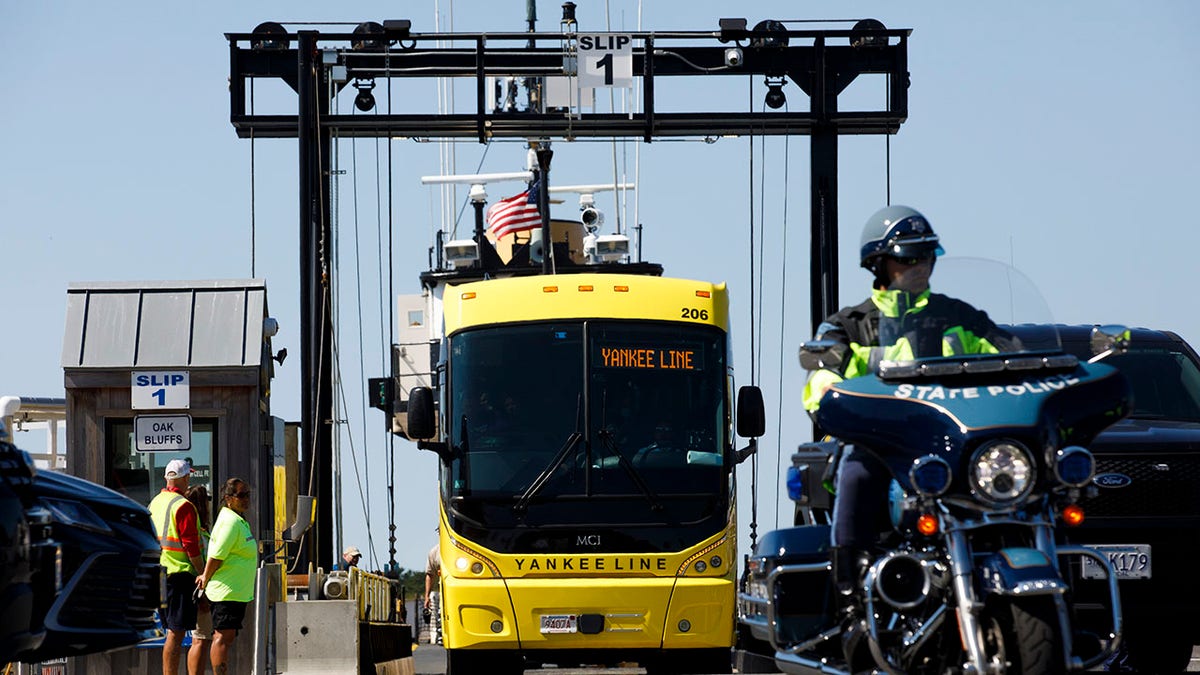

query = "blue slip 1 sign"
[134,414,192,452]
[578,33,633,89]
[131,371,190,410]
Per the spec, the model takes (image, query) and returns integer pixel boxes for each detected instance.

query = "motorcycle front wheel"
[987,596,1065,675]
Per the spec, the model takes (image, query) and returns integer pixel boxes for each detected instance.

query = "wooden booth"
[59,278,282,673]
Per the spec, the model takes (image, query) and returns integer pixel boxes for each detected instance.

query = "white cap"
[164,459,192,480]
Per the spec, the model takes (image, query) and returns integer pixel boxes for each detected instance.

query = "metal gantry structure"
[225,17,910,570]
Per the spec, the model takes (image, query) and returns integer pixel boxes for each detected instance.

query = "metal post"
[296,30,317,571]
[808,37,840,336]
[473,199,486,262]
[536,147,553,274]
[252,565,271,675]
[809,128,838,335]
[297,30,335,570]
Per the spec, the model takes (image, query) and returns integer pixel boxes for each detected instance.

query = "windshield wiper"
[596,429,662,511]
[513,432,583,514]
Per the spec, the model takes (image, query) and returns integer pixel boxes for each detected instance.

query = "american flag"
[485,180,542,238]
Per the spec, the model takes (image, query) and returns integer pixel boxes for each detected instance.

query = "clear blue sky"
[3,1,1198,572]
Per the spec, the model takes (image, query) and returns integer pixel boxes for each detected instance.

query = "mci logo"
[577,534,601,547]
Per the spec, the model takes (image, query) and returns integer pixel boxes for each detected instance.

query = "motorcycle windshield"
[875,256,1059,359]
[817,258,1098,470]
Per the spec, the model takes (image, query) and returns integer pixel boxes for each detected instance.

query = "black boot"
[830,546,872,673]
[830,546,863,617]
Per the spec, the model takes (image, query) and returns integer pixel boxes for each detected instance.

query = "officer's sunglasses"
[889,253,935,266]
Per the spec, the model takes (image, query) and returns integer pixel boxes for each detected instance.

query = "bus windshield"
[444,320,729,540]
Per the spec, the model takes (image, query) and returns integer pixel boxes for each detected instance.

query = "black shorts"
[162,572,199,631]
[211,601,249,632]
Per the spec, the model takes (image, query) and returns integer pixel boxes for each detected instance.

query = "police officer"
[801,206,1017,659]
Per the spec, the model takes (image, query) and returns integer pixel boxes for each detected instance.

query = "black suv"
[1032,325,1200,673]
[1,419,161,663]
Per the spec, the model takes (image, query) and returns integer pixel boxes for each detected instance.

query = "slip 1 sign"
[131,371,190,410]
[578,33,633,89]
[134,414,192,452]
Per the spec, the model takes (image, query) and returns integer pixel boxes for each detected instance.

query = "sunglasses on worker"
[889,252,935,266]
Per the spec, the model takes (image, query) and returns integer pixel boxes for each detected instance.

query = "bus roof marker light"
[613,285,629,293]
[461,292,477,300]
[578,285,594,292]
[696,290,711,298]
[543,286,559,293]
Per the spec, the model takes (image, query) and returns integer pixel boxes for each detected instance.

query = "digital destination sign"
[597,345,703,370]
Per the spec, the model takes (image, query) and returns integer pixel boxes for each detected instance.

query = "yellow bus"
[407,272,761,675]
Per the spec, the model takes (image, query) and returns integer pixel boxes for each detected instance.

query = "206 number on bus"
[681,308,709,321]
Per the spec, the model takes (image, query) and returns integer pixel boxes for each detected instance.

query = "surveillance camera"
[581,206,604,231]
[724,47,743,67]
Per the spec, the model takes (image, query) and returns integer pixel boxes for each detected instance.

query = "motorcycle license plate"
[540,614,578,634]
[1081,544,1151,580]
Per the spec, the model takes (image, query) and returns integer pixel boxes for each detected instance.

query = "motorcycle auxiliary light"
[1054,446,1095,487]
[909,455,952,496]
[970,441,1034,505]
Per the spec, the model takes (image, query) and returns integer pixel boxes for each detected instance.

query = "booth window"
[105,418,217,508]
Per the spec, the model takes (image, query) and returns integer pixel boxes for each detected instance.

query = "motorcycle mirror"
[798,339,847,371]
[1088,324,1131,362]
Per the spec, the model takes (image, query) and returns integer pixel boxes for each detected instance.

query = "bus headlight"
[970,441,1034,506]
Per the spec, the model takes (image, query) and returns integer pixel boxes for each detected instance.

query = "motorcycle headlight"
[1054,446,1094,487]
[909,455,952,497]
[969,441,1034,506]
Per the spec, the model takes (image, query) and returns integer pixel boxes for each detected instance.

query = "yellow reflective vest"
[803,288,1014,411]
[149,489,197,575]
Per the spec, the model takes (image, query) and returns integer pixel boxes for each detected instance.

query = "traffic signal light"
[368,377,394,412]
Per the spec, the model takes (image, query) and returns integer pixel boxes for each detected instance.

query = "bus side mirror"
[737,385,765,439]
[409,387,454,463]
[407,387,436,439]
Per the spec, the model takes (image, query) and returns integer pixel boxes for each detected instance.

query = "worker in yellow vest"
[148,459,206,675]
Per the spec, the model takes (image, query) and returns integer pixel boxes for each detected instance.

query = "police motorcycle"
[738,259,1132,674]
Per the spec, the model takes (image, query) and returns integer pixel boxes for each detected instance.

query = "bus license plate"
[540,614,578,634]
[1081,544,1151,580]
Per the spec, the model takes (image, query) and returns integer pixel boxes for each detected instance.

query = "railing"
[348,567,399,623]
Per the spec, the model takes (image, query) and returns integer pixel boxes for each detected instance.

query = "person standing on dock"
[341,545,362,569]
[425,535,442,645]
[196,478,258,675]
[148,459,205,675]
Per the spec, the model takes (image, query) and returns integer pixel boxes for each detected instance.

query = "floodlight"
[445,239,480,268]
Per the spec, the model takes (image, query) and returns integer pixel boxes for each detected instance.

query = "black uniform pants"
[831,446,891,549]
